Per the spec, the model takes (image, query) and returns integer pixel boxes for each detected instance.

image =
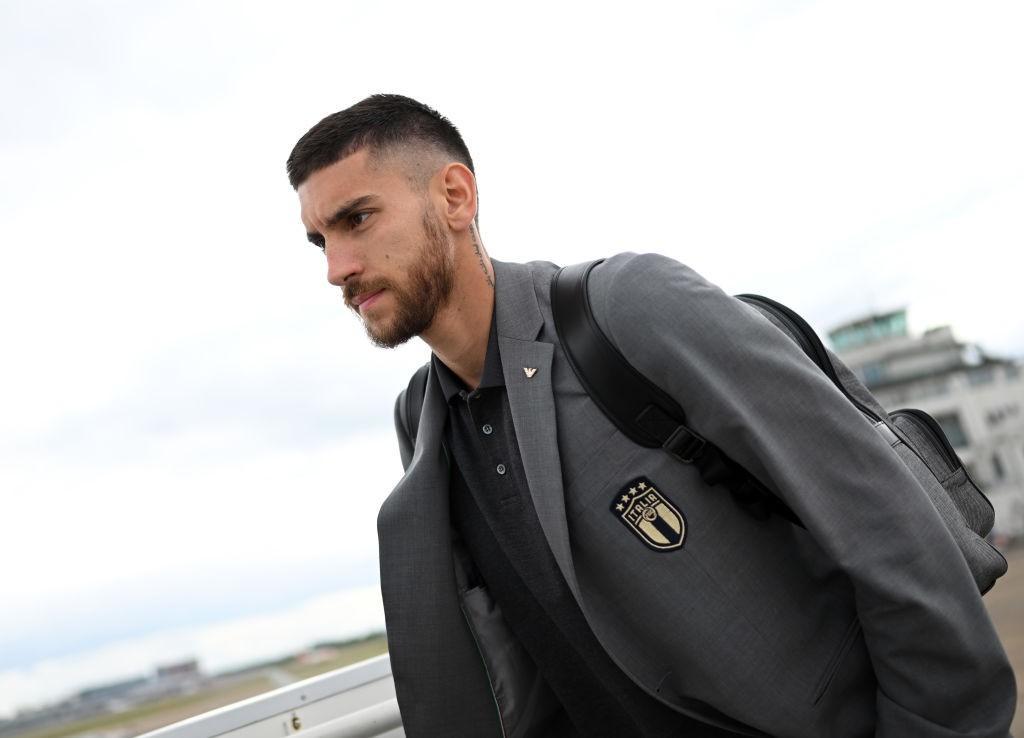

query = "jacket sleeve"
[590,252,1016,737]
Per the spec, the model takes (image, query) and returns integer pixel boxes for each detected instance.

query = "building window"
[967,367,995,386]
[986,404,1020,428]
[992,453,1005,480]
[910,377,949,401]
[829,310,908,351]
[861,364,886,387]
[934,412,969,448]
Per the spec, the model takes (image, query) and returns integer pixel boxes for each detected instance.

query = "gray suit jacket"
[378,253,1015,737]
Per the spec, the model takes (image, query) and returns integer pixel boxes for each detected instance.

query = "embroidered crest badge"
[610,477,686,551]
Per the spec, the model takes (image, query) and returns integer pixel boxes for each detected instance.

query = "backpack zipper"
[736,294,884,424]
[889,408,960,469]
[889,408,990,504]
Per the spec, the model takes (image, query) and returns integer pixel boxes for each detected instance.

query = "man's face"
[297,149,455,348]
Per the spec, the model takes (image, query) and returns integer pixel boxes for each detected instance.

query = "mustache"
[344,277,392,309]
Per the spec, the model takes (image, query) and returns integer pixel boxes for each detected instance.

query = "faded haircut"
[286,94,475,191]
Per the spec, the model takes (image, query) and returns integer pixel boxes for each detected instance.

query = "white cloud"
[1,431,400,605]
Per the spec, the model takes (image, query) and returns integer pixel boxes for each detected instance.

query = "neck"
[421,224,495,389]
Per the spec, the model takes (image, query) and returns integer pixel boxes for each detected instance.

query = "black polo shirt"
[433,314,731,738]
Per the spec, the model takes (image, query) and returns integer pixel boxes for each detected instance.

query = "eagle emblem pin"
[610,477,686,551]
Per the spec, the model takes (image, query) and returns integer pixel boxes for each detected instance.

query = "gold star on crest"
[638,482,647,490]
[615,503,624,512]
[620,494,630,503]
[629,487,638,496]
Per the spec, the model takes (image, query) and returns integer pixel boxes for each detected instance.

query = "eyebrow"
[329,194,378,226]
[305,194,379,245]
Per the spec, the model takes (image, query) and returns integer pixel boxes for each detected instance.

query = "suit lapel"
[378,365,501,735]
[493,260,582,600]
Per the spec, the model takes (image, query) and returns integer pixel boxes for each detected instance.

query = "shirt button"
[496,463,507,475]
[482,424,494,435]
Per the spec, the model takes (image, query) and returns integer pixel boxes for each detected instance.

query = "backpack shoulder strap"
[394,362,431,470]
[550,260,802,527]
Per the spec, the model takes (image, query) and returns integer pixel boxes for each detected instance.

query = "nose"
[324,238,362,288]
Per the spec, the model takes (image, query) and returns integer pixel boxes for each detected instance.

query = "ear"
[439,163,477,233]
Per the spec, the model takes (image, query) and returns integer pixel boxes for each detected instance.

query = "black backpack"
[397,259,1007,594]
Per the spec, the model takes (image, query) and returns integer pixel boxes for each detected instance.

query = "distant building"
[297,645,342,666]
[77,677,148,704]
[156,659,200,680]
[830,309,1024,539]
[133,658,205,702]
[0,659,206,738]
[0,676,145,738]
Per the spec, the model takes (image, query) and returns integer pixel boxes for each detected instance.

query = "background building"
[830,309,1024,541]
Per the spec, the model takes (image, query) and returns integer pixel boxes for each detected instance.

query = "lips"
[352,289,384,313]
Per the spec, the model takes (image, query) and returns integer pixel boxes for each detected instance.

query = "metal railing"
[138,654,403,738]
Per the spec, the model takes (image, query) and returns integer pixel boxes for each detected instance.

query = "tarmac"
[985,543,1024,736]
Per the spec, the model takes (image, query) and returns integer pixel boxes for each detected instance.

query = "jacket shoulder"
[586,252,736,340]
[588,251,713,299]
[393,361,431,472]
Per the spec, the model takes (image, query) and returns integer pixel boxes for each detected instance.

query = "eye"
[349,211,371,228]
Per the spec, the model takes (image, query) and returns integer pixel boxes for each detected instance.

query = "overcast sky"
[1,0,1022,716]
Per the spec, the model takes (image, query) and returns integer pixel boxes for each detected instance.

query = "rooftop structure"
[830,310,1024,539]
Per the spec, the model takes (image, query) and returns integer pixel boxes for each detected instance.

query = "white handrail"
[291,700,402,738]
[138,654,402,738]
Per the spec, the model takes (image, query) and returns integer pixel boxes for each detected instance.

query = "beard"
[345,207,455,349]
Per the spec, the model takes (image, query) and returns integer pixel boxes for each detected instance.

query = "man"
[287,95,1015,737]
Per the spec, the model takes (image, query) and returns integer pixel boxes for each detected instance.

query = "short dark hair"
[286,94,475,190]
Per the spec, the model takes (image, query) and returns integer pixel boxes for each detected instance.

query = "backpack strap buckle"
[663,425,707,463]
